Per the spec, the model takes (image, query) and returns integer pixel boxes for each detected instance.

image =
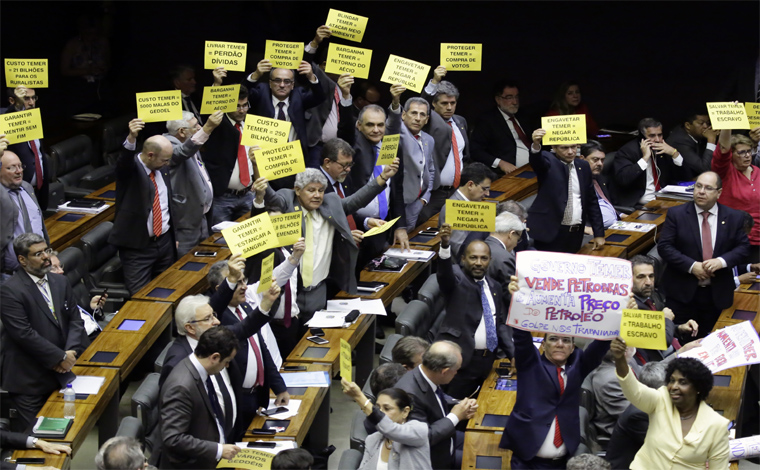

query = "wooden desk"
[737,281,760,295]
[407,215,441,248]
[46,203,115,251]
[601,227,655,257]
[198,212,251,247]
[488,174,538,202]
[645,199,685,211]
[461,430,512,469]
[577,243,628,259]
[244,363,331,449]
[10,450,70,469]
[714,293,760,331]
[84,182,116,201]
[32,401,96,454]
[623,210,667,238]
[467,360,516,432]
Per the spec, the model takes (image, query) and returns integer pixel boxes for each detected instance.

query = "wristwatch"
[31,437,39,448]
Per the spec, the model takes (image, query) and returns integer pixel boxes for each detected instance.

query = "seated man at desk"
[0,429,71,470]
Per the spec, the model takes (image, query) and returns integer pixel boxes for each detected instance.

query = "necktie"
[29,141,43,190]
[235,307,265,387]
[205,375,227,442]
[434,386,448,415]
[373,146,388,219]
[283,278,292,328]
[477,280,497,352]
[234,123,251,187]
[11,189,33,233]
[334,87,341,123]
[447,121,461,187]
[593,179,612,204]
[302,212,314,287]
[37,278,57,321]
[554,366,564,447]
[148,172,162,237]
[701,211,713,260]
[214,374,234,439]
[561,163,575,225]
[651,160,661,191]
[334,182,357,230]
[644,298,656,311]
[276,102,286,121]
[509,116,531,148]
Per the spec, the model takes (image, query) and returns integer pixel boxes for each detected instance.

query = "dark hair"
[492,78,519,97]
[461,162,495,187]
[549,80,580,115]
[377,387,413,413]
[580,139,605,158]
[638,117,662,136]
[194,326,237,360]
[355,81,379,101]
[238,86,248,101]
[665,357,713,402]
[741,210,755,234]
[370,363,407,397]
[271,448,314,470]
[321,137,354,164]
[95,436,145,470]
[13,233,46,258]
[630,254,656,270]
[392,336,429,369]
[497,200,527,219]
[169,64,194,83]
[684,110,709,125]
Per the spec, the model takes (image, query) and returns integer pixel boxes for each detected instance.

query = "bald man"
[108,119,177,294]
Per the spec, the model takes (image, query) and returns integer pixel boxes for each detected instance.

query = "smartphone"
[307,336,329,345]
[250,428,276,435]
[309,327,325,337]
[283,365,307,371]
[93,287,108,319]
[419,229,439,236]
[15,459,46,465]
[247,442,276,448]
[194,251,217,257]
[262,406,288,416]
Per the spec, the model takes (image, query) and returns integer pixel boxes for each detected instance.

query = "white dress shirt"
[536,365,567,458]
[565,162,582,225]
[226,114,253,190]
[303,208,334,287]
[497,109,529,167]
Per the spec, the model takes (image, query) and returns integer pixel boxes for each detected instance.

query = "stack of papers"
[384,248,435,262]
[60,375,105,394]
[212,221,238,232]
[305,311,350,328]
[661,185,693,195]
[282,371,331,388]
[57,201,109,214]
[608,221,657,233]
[326,298,387,316]
[262,399,301,419]
[235,440,297,455]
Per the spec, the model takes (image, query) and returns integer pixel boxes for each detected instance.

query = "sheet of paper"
[363,216,399,237]
[384,248,435,261]
[5,59,48,87]
[360,299,387,316]
[60,375,105,394]
[326,298,363,311]
[305,310,348,328]
[234,441,297,456]
[282,371,331,388]
[340,339,352,382]
[325,9,369,42]
[204,41,247,72]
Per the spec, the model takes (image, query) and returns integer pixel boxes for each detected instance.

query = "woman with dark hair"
[611,337,729,469]
[546,81,599,135]
[342,379,432,470]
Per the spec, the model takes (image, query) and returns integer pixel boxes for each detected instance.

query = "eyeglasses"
[4,164,26,172]
[545,337,573,344]
[187,312,217,324]
[332,160,355,170]
[29,248,53,258]
[270,78,294,86]
[694,183,719,192]
[735,149,756,157]
[237,103,251,110]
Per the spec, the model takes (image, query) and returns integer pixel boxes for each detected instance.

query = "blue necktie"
[373,146,388,219]
[478,280,498,352]
[434,386,448,414]
[205,376,226,442]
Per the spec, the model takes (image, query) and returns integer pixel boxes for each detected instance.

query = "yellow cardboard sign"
[136,90,183,123]
[744,102,760,129]
[375,134,400,166]
[0,108,44,145]
[440,43,482,71]
[620,309,667,350]
[200,84,239,114]
[540,114,587,145]
[256,252,275,294]
[380,55,430,93]
[255,140,305,181]
[445,200,496,232]
[706,102,750,130]
[4,59,48,88]
[242,114,291,148]
[325,43,372,79]
[221,212,278,259]
[217,448,274,469]
[340,338,352,382]
[271,211,302,247]
[364,216,400,237]
[204,41,247,72]
[325,9,369,43]
[264,40,303,69]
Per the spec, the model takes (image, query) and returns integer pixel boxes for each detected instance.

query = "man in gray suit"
[1,148,49,279]
[484,211,525,299]
[164,110,223,256]
[399,97,435,229]
[160,326,241,469]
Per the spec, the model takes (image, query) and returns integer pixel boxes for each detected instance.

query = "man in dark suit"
[419,68,470,223]
[394,341,477,470]
[484,211,525,299]
[2,86,49,210]
[1,149,49,277]
[436,223,515,398]
[0,429,71,470]
[0,233,86,432]
[578,140,623,232]
[159,326,242,469]
[527,128,605,253]
[658,171,751,335]
[398,97,435,229]
[108,119,176,295]
[666,112,718,181]
[611,118,685,208]
[470,79,532,176]
[170,65,202,124]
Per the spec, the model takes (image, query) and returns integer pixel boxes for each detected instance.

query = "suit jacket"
[499,328,609,460]
[484,236,516,300]
[594,173,614,202]
[437,190,469,256]
[108,146,176,250]
[0,180,49,271]
[470,107,526,167]
[420,89,470,189]
[166,133,213,248]
[201,117,251,197]
[633,291,676,362]
[588,360,633,442]
[605,404,648,470]
[435,252,515,363]
[394,367,456,470]
[263,178,386,294]
[0,270,85,394]
[0,107,50,210]
[360,411,432,470]
[666,126,712,181]
[611,137,682,208]
[527,150,604,243]
[658,202,750,309]
[303,61,337,148]
[0,430,28,470]
[399,125,435,204]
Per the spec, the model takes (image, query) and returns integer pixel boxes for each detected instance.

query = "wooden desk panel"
[47,367,119,408]
[467,360,516,432]
[172,247,232,273]
[76,333,146,381]
[461,431,512,469]
[646,199,685,211]
[623,210,667,238]
[11,450,70,469]
[602,228,654,257]
[46,203,115,251]
[714,293,760,330]
[131,258,228,305]
[488,175,538,202]
[99,300,173,335]
[737,281,760,295]
[408,216,441,248]
[33,402,96,454]
[577,244,628,259]
[84,182,116,201]
[707,386,742,422]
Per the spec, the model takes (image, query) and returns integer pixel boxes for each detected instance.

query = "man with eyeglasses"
[0,233,86,432]
[471,79,532,176]
[1,149,49,278]
[2,86,49,210]
[658,171,750,336]
[666,111,718,181]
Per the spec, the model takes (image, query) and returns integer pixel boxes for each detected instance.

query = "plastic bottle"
[63,383,76,419]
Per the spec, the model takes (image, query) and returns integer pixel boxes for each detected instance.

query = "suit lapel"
[685,204,703,259]
[21,271,60,328]
[187,360,219,437]
[714,204,728,255]
[49,276,66,332]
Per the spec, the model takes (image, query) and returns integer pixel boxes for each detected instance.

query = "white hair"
[174,294,210,335]
[166,111,196,136]
[494,211,525,234]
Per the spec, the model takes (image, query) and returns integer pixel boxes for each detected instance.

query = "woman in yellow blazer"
[610,337,729,470]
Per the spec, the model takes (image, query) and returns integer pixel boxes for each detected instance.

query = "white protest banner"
[730,436,760,462]
[507,251,632,339]
[678,321,760,373]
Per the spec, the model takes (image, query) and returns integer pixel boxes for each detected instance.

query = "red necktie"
[30,141,43,190]
[334,87,341,123]
[593,179,612,204]
[701,212,713,260]
[235,307,264,387]
[651,161,661,191]
[283,280,292,328]
[447,121,461,188]
[509,116,531,148]
[149,172,162,237]
[644,299,656,311]
[554,366,564,447]
[235,123,251,187]
[334,182,357,230]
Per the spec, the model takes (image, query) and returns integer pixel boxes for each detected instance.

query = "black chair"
[379,333,402,365]
[338,448,363,470]
[131,373,161,455]
[115,416,145,446]
[57,246,92,311]
[101,113,136,166]
[395,300,431,338]
[349,409,369,452]
[45,181,65,217]
[50,135,115,200]
[78,221,130,308]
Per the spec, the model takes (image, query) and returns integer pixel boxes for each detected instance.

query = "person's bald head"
[421,340,462,386]
[140,135,173,170]
[0,150,23,189]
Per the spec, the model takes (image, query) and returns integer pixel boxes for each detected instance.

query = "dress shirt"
[187,336,237,427]
[303,208,333,286]
[3,185,45,270]
[28,139,43,186]
[688,203,727,277]
[188,352,225,459]
[497,109,529,167]
[595,184,618,228]
[270,95,298,143]
[440,118,466,187]
[636,153,683,204]
[28,272,54,314]
[136,158,170,237]
[321,90,354,143]
[418,366,459,428]
[565,161,582,225]
[190,128,214,213]
[354,143,391,222]
[536,365,567,458]
[225,305,265,388]
[473,274,497,350]
[226,115,253,190]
